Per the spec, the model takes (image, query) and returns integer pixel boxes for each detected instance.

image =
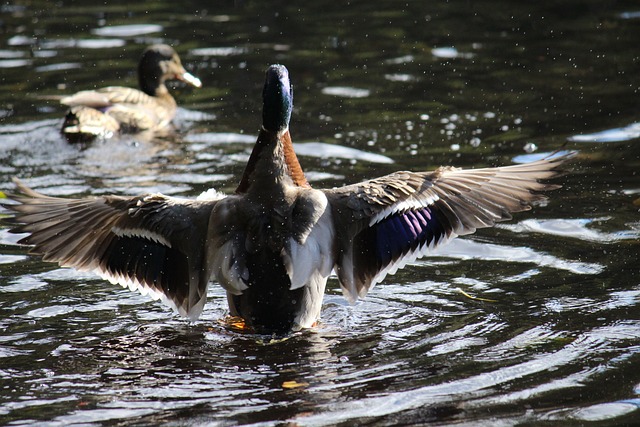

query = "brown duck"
[5,65,573,334]
[60,44,201,142]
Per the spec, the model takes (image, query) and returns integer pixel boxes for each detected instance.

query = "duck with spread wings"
[4,64,572,334]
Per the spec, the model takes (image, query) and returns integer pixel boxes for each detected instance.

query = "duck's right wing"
[2,179,223,319]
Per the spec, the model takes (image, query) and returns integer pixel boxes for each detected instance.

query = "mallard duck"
[60,44,202,142]
[4,64,572,334]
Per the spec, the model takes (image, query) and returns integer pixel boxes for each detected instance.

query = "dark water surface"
[1,1,639,425]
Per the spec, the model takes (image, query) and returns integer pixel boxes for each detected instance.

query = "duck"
[4,64,573,334]
[60,44,202,142]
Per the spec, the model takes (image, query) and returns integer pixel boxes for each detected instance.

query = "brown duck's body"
[5,65,574,334]
[60,44,201,142]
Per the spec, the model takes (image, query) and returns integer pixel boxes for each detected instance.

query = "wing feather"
[325,153,574,301]
[3,179,220,319]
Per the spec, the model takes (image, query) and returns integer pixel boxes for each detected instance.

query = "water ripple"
[431,47,475,59]
[498,217,640,243]
[298,321,640,425]
[568,122,640,143]
[321,86,371,98]
[91,24,163,37]
[190,47,248,56]
[293,142,394,164]
[184,132,256,145]
[430,239,605,275]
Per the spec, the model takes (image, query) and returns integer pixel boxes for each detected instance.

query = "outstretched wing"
[324,153,573,302]
[3,179,223,319]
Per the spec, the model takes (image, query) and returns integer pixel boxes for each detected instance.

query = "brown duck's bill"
[179,71,202,88]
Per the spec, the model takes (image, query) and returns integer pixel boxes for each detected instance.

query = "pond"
[0,0,639,425]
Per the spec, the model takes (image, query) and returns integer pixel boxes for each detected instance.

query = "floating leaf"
[282,380,309,389]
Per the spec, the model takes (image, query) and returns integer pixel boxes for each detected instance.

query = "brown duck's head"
[138,44,202,96]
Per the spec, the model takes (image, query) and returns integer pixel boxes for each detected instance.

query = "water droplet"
[524,142,538,153]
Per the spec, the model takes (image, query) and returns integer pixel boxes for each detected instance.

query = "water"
[1,1,639,425]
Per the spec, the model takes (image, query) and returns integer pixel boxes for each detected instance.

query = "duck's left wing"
[2,179,223,319]
[323,154,572,302]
